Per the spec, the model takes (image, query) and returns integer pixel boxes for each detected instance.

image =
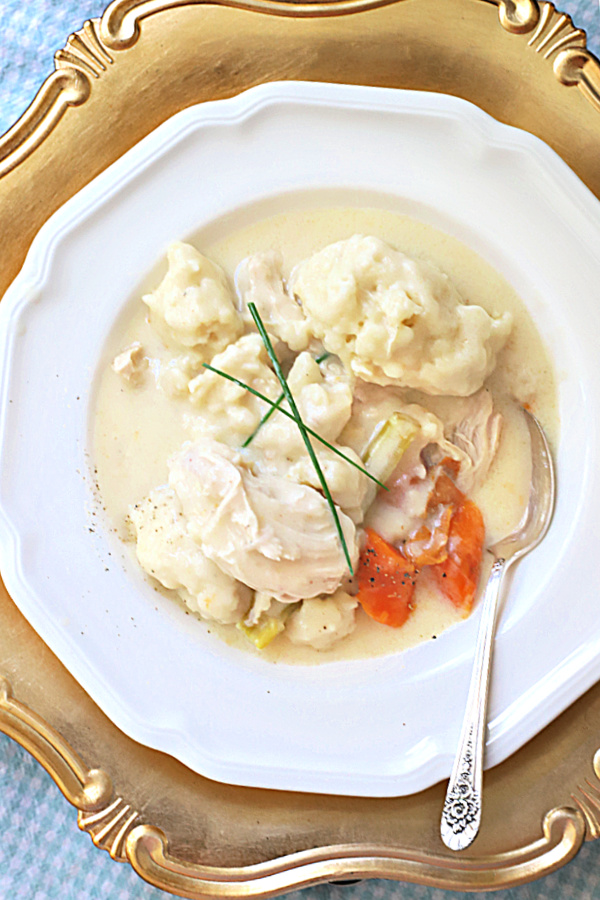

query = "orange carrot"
[426,469,464,512]
[357,528,418,627]
[430,500,485,615]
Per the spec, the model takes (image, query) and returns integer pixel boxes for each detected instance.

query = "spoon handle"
[440,556,507,852]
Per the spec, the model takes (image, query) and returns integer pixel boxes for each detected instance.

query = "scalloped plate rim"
[0,81,598,796]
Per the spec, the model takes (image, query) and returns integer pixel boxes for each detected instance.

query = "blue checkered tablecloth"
[1,2,600,898]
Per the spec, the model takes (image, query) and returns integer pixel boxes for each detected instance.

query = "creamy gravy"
[93,207,558,664]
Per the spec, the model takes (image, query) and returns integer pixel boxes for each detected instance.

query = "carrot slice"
[426,470,464,511]
[431,500,485,615]
[357,528,418,627]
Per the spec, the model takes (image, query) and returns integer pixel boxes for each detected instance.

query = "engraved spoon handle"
[440,556,507,852]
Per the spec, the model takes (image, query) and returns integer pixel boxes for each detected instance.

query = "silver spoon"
[440,408,555,852]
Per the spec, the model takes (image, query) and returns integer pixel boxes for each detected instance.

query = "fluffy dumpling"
[143,241,243,353]
[291,235,512,396]
[186,334,281,445]
[129,486,251,624]
[249,353,368,521]
[286,590,359,650]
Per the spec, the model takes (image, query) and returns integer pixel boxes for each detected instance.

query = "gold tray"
[2,0,600,894]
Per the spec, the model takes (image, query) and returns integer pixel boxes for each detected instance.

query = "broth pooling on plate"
[94,207,557,664]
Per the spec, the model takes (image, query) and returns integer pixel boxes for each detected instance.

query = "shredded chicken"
[430,390,503,493]
[112,342,147,384]
[235,251,312,352]
[243,592,282,627]
[168,438,358,602]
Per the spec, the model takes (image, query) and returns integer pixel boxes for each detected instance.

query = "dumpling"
[129,486,251,624]
[291,235,512,396]
[249,353,368,521]
[186,334,281,445]
[143,241,242,353]
[286,591,359,650]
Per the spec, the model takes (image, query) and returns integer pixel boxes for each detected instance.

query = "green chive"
[201,367,387,491]
[243,351,330,448]
[247,303,354,575]
[242,394,284,448]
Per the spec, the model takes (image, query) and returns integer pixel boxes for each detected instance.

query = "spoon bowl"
[491,411,555,562]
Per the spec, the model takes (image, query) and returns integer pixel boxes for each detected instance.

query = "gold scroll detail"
[571,749,600,841]
[0,675,589,894]
[0,68,90,178]
[0,676,141,861]
[79,797,140,861]
[0,18,113,178]
[496,0,600,111]
[124,809,585,896]
[526,1,585,59]
[1,1,600,179]
[55,19,114,80]
[99,0,402,51]
[98,0,542,51]
[553,48,600,113]
[571,781,600,842]
[0,677,112,812]
[497,0,540,35]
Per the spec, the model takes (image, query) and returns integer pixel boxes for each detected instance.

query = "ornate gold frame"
[2,0,600,180]
[2,0,600,894]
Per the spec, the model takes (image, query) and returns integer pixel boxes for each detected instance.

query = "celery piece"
[237,600,300,650]
[237,616,286,650]
[362,412,420,484]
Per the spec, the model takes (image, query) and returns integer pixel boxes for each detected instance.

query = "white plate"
[0,82,598,797]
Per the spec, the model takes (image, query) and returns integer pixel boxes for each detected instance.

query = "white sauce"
[93,207,557,665]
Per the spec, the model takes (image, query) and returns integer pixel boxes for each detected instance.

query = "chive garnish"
[242,351,330,448]
[201,367,387,491]
[246,303,354,575]
[242,394,284,448]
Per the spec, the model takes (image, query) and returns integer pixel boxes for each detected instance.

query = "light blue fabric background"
[1,1,599,898]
